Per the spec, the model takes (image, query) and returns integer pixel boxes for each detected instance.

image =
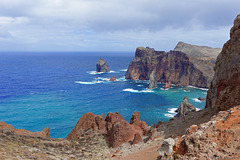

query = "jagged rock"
[0,121,50,139]
[132,132,142,145]
[175,96,196,117]
[206,14,240,111]
[198,97,206,101]
[67,111,149,148]
[96,57,109,72]
[66,112,106,139]
[157,138,175,159]
[163,81,172,89]
[148,67,157,89]
[109,76,116,81]
[173,106,240,159]
[130,111,149,136]
[105,112,124,132]
[126,47,210,88]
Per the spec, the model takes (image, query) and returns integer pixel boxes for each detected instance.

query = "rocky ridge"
[206,14,240,111]
[125,45,217,88]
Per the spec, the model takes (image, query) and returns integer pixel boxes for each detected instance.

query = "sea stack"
[96,57,109,72]
[175,96,196,117]
[206,14,240,111]
[148,68,157,89]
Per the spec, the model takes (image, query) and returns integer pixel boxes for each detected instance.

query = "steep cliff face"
[126,47,208,88]
[206,14,240,110]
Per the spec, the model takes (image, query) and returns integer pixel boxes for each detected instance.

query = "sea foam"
[87,70,119,75]
[122,88,153,93]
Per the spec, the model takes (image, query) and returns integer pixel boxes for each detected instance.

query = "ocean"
[0,52,207,138]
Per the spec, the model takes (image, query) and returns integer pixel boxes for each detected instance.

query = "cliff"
[96,57,109,72]
[126,47,209,88]
[206,14,240,111]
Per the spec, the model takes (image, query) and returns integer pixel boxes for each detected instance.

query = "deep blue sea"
[0,52,207,138]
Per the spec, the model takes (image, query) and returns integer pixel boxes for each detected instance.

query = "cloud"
[0,0,239,51]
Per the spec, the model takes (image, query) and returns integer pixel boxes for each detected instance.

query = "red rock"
[108,120,135,148]
[163,81,172,89]
[132,132,142,144]
[109,76,117,81]
[156,121,162,128]
[66,112,106,140]
[130,111,149,136]
[105,112,124,132]
[0,121,50,139]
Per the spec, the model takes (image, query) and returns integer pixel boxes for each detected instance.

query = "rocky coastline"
[125,42,221,88]
[1,15,240,160]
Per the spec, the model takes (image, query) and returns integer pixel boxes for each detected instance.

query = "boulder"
[206,14,240,111]
[107,120,135,148]
[130,111,149,136]
[109,76,117,81]
[163,81,172,89]
[148,67,157,89]
[132,132,142,145]
[198,97,206,101]
[96,57,109,72]
[175,96,196,117]
[157,138,175,159]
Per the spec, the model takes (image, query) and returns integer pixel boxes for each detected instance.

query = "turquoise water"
[0,52,207,138]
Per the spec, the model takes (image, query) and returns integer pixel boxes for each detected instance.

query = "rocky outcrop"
[172,106,240,160]
[0,121,50,139]
[66,111,150,148]
[148,67,157,89]
[206,15,240,111]
[175,96,196,117]
[96,57,109,72]
[109,76,116,81]
[198,97,206,101]
[157,138,175,159]
[163,81,172,89]
[126,47,210,88]
[66,113,106,139]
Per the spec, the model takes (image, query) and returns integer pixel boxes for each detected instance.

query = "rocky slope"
[0,121,110,160]
[126,47,209,88]
[206,14,240,111]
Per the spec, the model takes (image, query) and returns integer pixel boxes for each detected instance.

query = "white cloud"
[0,0,239,51]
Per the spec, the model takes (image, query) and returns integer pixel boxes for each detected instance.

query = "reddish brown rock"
[0,121,50,139]
[125,46,214,88]
[206,15,240,111]
[163,81,172,89]
[132,132,142,145]
[109,76,117,81]
[130,111,149,136]
[105,112,124,132]
[108,120,135,148]
[66,112,106,140]
[172,106,240,159]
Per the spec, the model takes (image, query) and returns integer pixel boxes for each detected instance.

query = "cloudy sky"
[0,0,240,52]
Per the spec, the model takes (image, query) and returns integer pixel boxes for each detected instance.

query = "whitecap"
[168,108,178,114]
[141,89,154,93]
[183,90,190,92]
[196,108,201,111]
[164,114,175,118]
[160,88,170,90]
[123,88,140,93]
[188,85,208,91]
[192,98,202,102]
[137,85,143,87]
[87,70,119,75]
[120,69,128,72]
[116,76,126,81]
[75,81,104,85]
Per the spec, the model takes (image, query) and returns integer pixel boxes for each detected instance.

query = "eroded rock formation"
[96,57,109,72]
[126,47,211,88]
[175,96,196,117]
[66,111,150,148]
[206,14,240,111]
[148,67,157,89]
[109,76,117,81]
[163,81,172,89]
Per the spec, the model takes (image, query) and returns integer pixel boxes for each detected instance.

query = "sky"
[0,0,240,52]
